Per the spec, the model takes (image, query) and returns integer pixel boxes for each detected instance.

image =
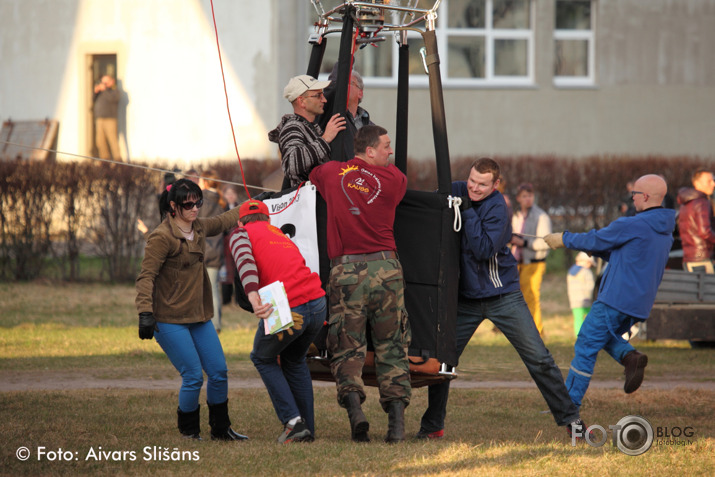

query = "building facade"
[1,0,713,166]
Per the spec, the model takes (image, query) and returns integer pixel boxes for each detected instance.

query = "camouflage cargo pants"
[327,258,412,411]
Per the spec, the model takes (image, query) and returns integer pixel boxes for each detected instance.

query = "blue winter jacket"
[452,182,520,299]
[563,207,676,319]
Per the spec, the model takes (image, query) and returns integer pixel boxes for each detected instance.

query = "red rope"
[209,0,252,200]
[208,1,336,216]
[270,181,306,215]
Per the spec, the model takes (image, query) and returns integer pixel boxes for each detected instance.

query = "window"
[553,0,595,87]
[308,0,534,87]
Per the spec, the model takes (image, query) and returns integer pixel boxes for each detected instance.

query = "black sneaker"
[277,419,313,443]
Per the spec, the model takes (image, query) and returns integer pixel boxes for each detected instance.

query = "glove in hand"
[138,312,157,340]
[544,233,565,250]
[276,312,304,342]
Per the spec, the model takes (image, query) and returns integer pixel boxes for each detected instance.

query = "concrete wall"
[2,0,714,165]
[351,0,715,160]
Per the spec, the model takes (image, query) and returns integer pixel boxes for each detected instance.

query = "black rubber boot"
[622,350,648,394]
[342,392,370,442]
[177,406,202,440]
[208,399,248,441]
[384,401,406,443]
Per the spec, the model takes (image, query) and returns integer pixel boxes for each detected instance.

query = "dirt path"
[2,370,713,392]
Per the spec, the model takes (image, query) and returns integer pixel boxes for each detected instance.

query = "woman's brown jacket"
[135,207,242,323]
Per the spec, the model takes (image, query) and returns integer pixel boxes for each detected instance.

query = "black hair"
[159,178,202,221]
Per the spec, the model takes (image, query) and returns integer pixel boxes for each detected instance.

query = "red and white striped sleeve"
[228,227,259,295]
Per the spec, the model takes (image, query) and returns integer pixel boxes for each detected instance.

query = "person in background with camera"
[135,178,248,442]
[229,199,326,443]
[93,74,121,161]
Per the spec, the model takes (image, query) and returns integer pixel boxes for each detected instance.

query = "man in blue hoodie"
[417,158,583,440]
[545,174,675,407]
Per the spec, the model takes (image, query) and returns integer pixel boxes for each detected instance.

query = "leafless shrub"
[50,162,102,280]
[86,163,155,282]
[0,160,57,280]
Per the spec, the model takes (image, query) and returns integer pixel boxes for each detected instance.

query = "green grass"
[1,277,714,475]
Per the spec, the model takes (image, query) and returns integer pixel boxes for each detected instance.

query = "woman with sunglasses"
[135,178,248,441]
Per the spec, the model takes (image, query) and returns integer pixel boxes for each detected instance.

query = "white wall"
[0,0,278,166]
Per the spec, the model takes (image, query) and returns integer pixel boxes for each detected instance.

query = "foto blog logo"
[572,415,654,456]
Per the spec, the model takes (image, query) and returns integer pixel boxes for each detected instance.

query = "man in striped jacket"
[269,75,346,187]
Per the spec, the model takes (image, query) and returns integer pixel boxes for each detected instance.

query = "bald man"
[544,174,675,408]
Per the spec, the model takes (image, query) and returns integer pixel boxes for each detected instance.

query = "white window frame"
[313,0,535,88]
[553,0,596,88]
[434,0,535,88]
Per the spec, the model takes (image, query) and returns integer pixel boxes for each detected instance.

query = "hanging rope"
[209,0,252,199]
[448,195,463,232]
[209,0,316,216]
[0,140,275,192]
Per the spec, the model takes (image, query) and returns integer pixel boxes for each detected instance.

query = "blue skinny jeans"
[154,320,228,412]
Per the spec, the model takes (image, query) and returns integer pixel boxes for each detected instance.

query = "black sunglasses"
[179,199,203,210]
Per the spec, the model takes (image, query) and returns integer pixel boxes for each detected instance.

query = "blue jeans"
[419,291,580,432]
[154,320,228,412]
[565,301,636,407]
[250,296,326,434]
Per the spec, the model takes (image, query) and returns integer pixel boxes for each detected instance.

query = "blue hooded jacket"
[563,207,676,319]
[452,181,520,299]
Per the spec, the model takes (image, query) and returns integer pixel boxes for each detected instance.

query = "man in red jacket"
[677,169,715,273]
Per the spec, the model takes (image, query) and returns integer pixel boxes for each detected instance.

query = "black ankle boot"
[622,350,648,394]
[342,392,369,442]
[177,406,202,440]
[208,399,248,441]
[384,400,406,443]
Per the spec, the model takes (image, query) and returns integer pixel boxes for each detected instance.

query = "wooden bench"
[644,269,715,341]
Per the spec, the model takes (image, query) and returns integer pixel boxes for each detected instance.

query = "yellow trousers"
[518,261,546,335]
